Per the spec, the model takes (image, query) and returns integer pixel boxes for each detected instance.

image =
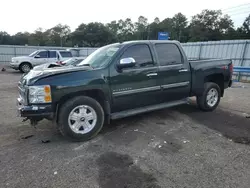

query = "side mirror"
[34,55,40,58]
[117,57,136,69]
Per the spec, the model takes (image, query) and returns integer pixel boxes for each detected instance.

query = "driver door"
[33,51,48,66]
[109,44,161,112]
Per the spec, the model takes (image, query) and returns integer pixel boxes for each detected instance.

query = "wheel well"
[56,89,110,121]
[19,62,32,69]
[204,74,224,96]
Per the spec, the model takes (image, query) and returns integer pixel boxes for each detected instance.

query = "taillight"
[229,64,233,73]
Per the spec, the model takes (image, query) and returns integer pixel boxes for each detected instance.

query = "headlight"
[28,85,52,103]
[11,58,18,63]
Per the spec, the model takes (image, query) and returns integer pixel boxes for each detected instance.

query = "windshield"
[29,51,39,57]
[78,43,120,69]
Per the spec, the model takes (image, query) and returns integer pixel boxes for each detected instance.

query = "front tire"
[197,82,221,111]
[58,96,104,141]
[19,63,32,73]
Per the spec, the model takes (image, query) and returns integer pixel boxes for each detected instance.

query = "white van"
[10,50,73,73]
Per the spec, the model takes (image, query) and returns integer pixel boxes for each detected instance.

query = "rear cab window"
[155,43,183,66]
[120,44,154,69]
[59,51,73,58]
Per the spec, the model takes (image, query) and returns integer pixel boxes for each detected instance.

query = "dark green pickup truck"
[17,40,233,141]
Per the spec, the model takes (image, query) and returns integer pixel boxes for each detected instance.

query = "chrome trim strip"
[123,66,157,72]
[159,64,183,68]
[179,69,188,72]
[113,86,161,96]
[146,73,158,76]
[161,81,190,89]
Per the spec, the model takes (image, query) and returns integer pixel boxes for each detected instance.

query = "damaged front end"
[17,78,54,127]
[17,96,54,126]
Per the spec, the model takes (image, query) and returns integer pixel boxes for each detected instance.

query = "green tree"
[72,22,116,47]
[147,17,161,40]
[159,18,174,38]
[106,21,119,36]
[45,24,71,46]
[29,28,47,46]
[189,10,234,41]
[13,32,30,45]
[236,14,250,39]
[135,16,148,40]
[172,13,188,42]
[0,31,12,45]
[242,14,250,33]
[116,18,135,42]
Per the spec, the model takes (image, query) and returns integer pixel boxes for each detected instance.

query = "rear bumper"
[17,97,54,118]
[224,80,232,89]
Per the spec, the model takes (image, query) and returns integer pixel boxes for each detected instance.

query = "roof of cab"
[122,40,180,45]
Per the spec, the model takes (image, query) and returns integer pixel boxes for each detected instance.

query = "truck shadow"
[173,104,250,145]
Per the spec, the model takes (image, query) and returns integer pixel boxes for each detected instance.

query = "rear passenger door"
[155,43,191,102]
[48,51,58,63]
[110,44,161,112]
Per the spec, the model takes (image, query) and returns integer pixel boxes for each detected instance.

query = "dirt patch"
[97,152,161,188]
[174,104,250,145]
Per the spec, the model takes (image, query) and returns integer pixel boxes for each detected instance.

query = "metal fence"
[182,40,250,81]
[1,40,250,80]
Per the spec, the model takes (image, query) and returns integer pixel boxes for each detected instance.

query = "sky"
[0,0,249,35]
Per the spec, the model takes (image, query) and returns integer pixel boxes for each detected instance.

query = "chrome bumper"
[17,97,54,118]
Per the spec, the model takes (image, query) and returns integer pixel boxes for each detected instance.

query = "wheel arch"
[204,73,224,97]
[55,89,110,123]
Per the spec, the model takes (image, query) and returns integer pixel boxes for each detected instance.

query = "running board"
[111,99,188,120]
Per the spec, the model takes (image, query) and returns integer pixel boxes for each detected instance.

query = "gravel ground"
[1,68,250,188]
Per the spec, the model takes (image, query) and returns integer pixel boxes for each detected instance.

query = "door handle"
[179,69,188,72]
[147,73,158,77]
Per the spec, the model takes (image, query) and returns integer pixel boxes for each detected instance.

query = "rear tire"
[58,96,104,142]
[19,62,32,73]
[197,82,221,111]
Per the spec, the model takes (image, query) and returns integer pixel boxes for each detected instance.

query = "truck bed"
[189,59,233,96]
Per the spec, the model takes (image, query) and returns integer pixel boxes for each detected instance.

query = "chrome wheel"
[206,88,218,107]
[68,105,97,134]
[21,64,31,73]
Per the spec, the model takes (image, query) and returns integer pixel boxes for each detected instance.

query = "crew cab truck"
[10,50,73,73]
[17,40,233,141]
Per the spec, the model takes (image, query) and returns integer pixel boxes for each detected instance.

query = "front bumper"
[17,97,54,118]
[10,63,19,70]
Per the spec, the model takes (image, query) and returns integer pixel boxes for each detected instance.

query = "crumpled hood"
[21,65,92,85]
[33,62,62,71]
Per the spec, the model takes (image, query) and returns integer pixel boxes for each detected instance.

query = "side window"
[49,51,57,58]
[155,44,183,66]
[37,51,48,58]
[60,51,73,58]
[120,44,154,68]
